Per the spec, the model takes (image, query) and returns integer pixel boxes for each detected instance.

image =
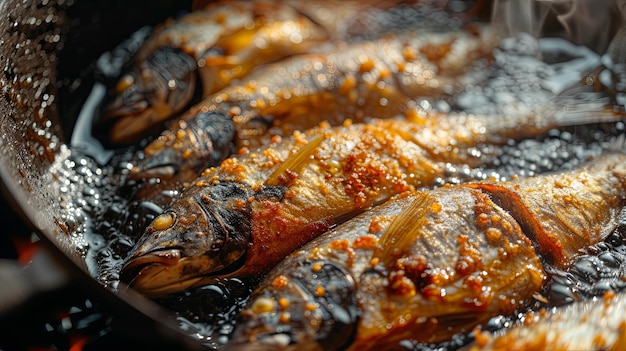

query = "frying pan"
[0,0,205,348]
[1,0,624,349]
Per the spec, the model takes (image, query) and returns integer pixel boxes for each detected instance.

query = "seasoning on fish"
[227,151,626,350]
[119,106,625,297]
[130,24,498,180]
[471,290,626,351]
[98,0,463,146]
[98,0,330,145]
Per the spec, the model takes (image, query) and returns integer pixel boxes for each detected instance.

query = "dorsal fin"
[264,134,325,186]
[373,192,435,269]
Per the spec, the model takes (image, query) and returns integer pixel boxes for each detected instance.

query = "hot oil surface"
[67,17,626,351]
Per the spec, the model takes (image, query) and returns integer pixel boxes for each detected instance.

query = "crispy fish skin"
[121,118,443,296]
[230,188,544,350]
[471,291,626,351]
[228,152,626,350]
[119,105,624,297]
[131,23,498,180]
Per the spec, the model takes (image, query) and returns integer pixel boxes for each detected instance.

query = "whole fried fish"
[119,105,625,296]
[471,291,626,350]
[227,151,626,350]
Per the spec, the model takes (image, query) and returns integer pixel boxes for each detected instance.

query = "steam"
[491,0,624,55]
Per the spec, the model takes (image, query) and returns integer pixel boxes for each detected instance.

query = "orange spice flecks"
[485,227,502,243]
[402,45,417,61]
[339,75,358,96]
[456,235,483,276]
[272,275,289,289]
[305,302,318,311]
[604,289,616,307]
[368,215,390,233]
[422,284,445,301]
[429,202,442,213]
[396,255,428,282]
[293,130,308,146]
[261,147,284,168]
[593,334,607,350]
[329,239,355,266]
[278,297,290,310]
[318,182,330,195]
[473,327,492,348]
[270,135,282,144]
[353,234,379,250]
[280,312,291,324]
[318,120,331,129]
[389,270,416,296]
[455,255,478,277]
[490,214,501,224]
[419,41,452,66]
[359,57,375,73]
[476,213,490,228]
[311,261,324,273]
[220,157,248,176]
[378,66,391,79]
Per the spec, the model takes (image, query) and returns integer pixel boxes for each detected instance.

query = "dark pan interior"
[0,0,203,349]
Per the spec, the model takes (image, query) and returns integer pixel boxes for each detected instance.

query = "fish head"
[128,112,236,181]
[228,259,358,351]
[99,47,198,145]
[120,182,253,296]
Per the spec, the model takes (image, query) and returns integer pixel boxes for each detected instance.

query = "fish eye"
[151,212,176,231]
[115,73,135,92]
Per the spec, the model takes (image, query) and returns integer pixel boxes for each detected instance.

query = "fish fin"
[550,97,626,127]
[373,192,435,269]
[264,134,325,186]
[466,183,563,266]
[606,133,626,153]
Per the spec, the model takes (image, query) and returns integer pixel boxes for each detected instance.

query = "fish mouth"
[107,106,168,145]
[120,248,247,297]
[119,248,191,296]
